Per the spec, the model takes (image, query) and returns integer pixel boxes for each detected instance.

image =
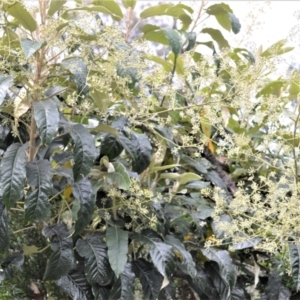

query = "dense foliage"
[0,0,300,299]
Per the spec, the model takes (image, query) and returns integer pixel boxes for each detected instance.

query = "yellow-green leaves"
[260,39,294,58]
[122,0,137,9]
[4,2,36,32]
[47,0,67,16]
[202,28,230,50]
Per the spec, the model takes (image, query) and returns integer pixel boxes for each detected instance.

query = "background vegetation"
[0,0,299,299]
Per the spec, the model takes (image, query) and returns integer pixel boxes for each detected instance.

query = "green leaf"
[0,75,13,106]
[181,154,210,175]
[92,124,119,137]
[232,237,262,250]
[201,28,230,49]
[183,32,196,52]
[142,27,169,45]
[163,28,182,58]
[132,258,163,300]
[61,57,88,93]
[0,200,9,252]
[186,181,211,189]
[4,2,37,32]
[261,39,294,58]
[92,0,123,20]
[215,13,231,31]
[109,262,135,300]
[43,224,75,280]
[201,248,237,293]
[100,134,124,160]
[76,235,114,285]
[72,178,95,235]
[48,0,67,16]
[178,172,202,185]
[121,0,137,9]
[92,285,110,300]
[71,124,96,181]
[106,226,128,277]
[0,143,28,208]
[140,4,173,18]
[20,39,45,59]
[107,161,131,190]
[206,3,233,15]
[256,80,286,98]
[55,265,94,300]
[289,243,300,291]
[33,99,60,145]
[265,269,291,299]
[133,230,175,278]
[229,13,241,34]
[25,160,52,221]
[119,132,152,174]
[165,235,197,279]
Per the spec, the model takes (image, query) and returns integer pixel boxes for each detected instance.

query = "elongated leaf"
[119,132,152,174]
[33,99,59,145]
[72,178,95,235]
[4,2,37,32]
[94,0,123,19]
[0,75,13,106]
[165,235,196,279]
[132,258,163,300]
[106,226,128,277]
[0,143,28,208]
[206,3,233,15]
[56,265,93,300]
[261,39,294,58]
[202,28,230,49]
[76,235,114,286]
[107,161,131,190]
[20,39,45,59]
[0,199,9,252]
[232,237,262,250]
[140,4,173,18]
[71,124,96,181]
[229,13,241,34]
[133,231,175,278]
[42,224,75,280]
[265,269,291,300]
[109,262,135,300]
[201,248,236,293]
[25,160,52,221]
[289,243,300,291]
[92,284,110,300]
[184,32,196,52]
[48,0,67,16]
[122,0,137,9]
[163,28,182,58]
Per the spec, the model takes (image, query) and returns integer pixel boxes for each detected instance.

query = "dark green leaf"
[0,143,28,208]
[106,226,128,277]
[201,28,230,49]
[181,154,210,175]
[42,224,75,280]
[132,258,163,300]
[92,284,110,300]
[0,200,9,252]
[0,75,13,105]
[20,39,45,59]
[229,13,241,34]
[165,235,196,279]
[48,0,67,16]
[184,32,196,52]
[33,99,60,145]
[76,235,114,286]
[25,160,52,221]
[133,231,175,278]
[163,28,182,58]
[266,269,291,300]
[100,134,123,160]
[55,265,93,300]
[72,177,95,235]
[289,243,300,291]
[4,2,37,32]
[186,181,211,189]
[109,262,135,300]
[201,248,236,293]
[71,124,96,181]
[232,237,262,250]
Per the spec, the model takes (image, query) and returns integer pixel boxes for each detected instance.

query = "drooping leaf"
[165,235,196,279]
[109,262,135,300]
[106,226,128,277]
[119,132,152,174]
[55,264,93,300]
[201,248,236,293]
[107,161,131,190]
[93,0,123,20]
[201,28,230,49]
[20,39,45,59]
[42,224,75,280]
[215,13,231,32]
[76,235,114,286]
[0,75,13,106]
[163,28,182,58]
[289,243,300,291]
[133,231,175,278]
[228,13,241,34]
[132,258,163,300]
[72,177,95,235]
[183,32,196,52]
[71,124,96,181]
[25,160,52,221]
[0,199,9,252]
[48,0,67,16]
[4,2,37,32]
[0,143,28,208]
[33,99,60,145]
[206,3,233,15]
[265,269,291,300]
